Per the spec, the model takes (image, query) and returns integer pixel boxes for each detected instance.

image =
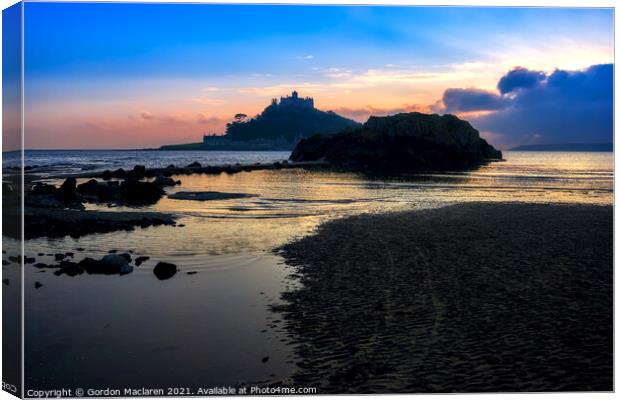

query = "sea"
[2,149,613,390]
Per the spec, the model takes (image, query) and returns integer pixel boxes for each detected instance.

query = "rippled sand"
[276,202,613,393]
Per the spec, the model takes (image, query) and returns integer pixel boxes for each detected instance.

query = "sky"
[18,3,614,150]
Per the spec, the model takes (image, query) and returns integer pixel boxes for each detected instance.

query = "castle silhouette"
[271,90,314,109]
[197,89,357,150]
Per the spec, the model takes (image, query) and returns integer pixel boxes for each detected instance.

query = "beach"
[276,202,613,392]
[3,150,613,391]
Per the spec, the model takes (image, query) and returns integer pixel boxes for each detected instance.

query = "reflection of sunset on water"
[69,151,613,257]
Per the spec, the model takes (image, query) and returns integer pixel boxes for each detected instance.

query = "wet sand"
[276,202,613,393]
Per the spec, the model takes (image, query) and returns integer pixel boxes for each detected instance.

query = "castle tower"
[292,90,298,99]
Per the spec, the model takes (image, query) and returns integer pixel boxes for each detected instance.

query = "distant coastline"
[510,143,612,152]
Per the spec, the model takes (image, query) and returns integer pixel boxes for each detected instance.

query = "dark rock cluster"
[27,169,181,209]
[15,250,179,280]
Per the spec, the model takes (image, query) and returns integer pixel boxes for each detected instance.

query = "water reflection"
[17,150,614,390]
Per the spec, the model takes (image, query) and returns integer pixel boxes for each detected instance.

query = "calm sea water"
[3,150,291,175]
[3,150,613,390]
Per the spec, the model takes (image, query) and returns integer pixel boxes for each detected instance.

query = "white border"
[0,1,616,400]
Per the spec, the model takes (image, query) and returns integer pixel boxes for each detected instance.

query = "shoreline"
[275,202,613,393]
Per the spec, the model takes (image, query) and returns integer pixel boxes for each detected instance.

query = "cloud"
[323,67,353,79]
[188,96,226,105]
[333,104,433,122]
[196,113,225,127]
[140,111,156,120]
[497,67,545,94]
[440,64,613,147]
[442,88,510,112]
[296,55,314,60]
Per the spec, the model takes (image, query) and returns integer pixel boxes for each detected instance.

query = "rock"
[77,179,120,202]
[34,282,43,289]
[77,257,103,274]
[38,253,44,256]
[27,181,84,210]
[186,271,197,275]
[153,176,180,187]
[166,164,175,169]
[120,180,164,205]
[8,255,20,263]
[3,279,8,286]
[153,262,177,280]
[185,161,202,168]
[132,165,146,177]
[59,177,79,202]
[77,257,104,274]
[101,170,112,180]
[31,182,56,196]
[77,247,85,251]
[2,260,9,266]
[13,207,176,241]
[101,254,133,275]
[24,256,35,264]
[33,263,49,269]
[262,356,270,363]
[119,253,132,263]
[134,256,150,266]
[169,191,257,201]
[65,252,74,257]
[25,193,67,209]
[54,253,66,261]
[290,112,503,172]
[55,260,84,277]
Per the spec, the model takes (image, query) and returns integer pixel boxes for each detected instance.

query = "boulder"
[101,254,133,275]
[59,178,79,202]
[135,256,150,266]
[153,175,180,187]
[27,181,83,209]
[31,183,56,196]
[120,180,164,205]
[185,161,202,169]
[132,165,146,176]
[153,262,177,280]
[77,179,120,202]
[119,253,132,263]
[54,260,84,277]
[290,112,503,172]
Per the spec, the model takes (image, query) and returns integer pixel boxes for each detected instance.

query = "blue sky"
[20,3,614,149]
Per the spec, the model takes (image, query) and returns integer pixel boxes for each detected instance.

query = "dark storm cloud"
[442,88,510,113]
[441,64,613,146]
[497,67,545,94]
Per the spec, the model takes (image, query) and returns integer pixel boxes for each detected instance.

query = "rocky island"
[161,91,359,151]
[290,112,502,172]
